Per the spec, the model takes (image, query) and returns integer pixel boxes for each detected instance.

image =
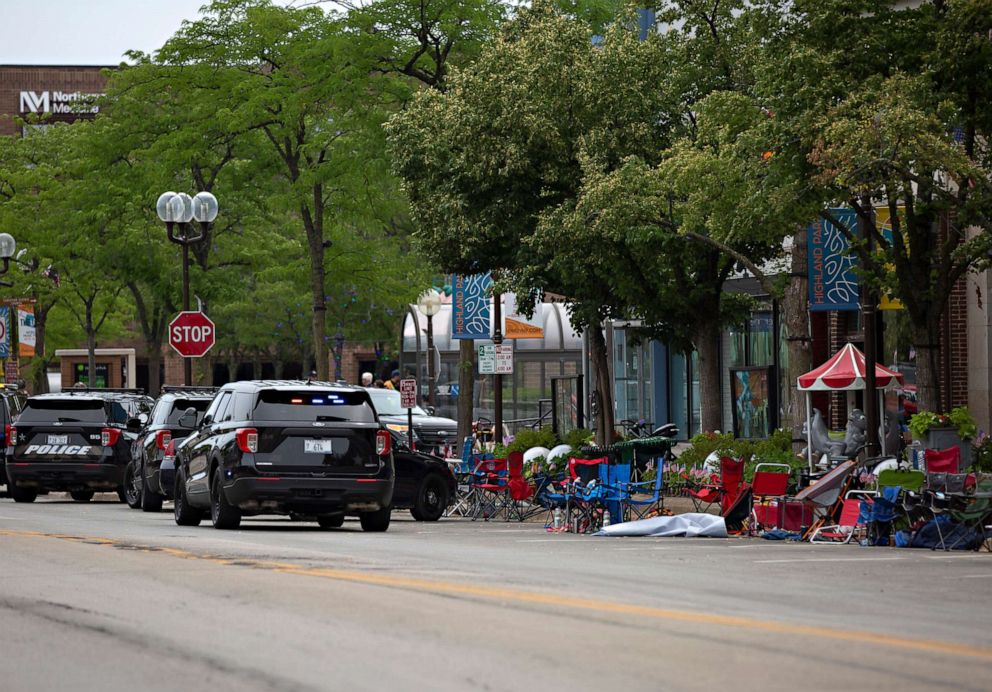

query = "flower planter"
[913,427,971,469]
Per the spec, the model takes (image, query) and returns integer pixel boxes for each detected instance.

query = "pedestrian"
[373,379,385,388]
[361,372,373,387]
[384,369,401,390]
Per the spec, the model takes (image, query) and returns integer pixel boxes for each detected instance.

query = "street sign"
[478,343,512,375]
[168,311,216,358]
[399,378,417,408]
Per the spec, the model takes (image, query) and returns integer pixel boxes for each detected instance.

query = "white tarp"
[595,513,728,538]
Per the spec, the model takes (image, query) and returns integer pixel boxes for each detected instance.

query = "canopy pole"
[806,390,814,472]
[879,390,886,457]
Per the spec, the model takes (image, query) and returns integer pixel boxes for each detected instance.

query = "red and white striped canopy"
[797,343,904,391]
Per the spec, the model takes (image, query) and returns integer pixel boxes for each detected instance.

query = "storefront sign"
[807,209,859,312]
[451,273,492,340]
[503,292,544,339]
[19,90,101,115]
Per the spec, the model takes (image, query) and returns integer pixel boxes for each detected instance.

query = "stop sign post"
[169,311,216,358]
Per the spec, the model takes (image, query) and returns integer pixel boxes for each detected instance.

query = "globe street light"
[157,191,217,385]
[0,233,16,286]
[416,289,442,409]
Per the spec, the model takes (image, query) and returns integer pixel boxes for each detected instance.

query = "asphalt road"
[0,494,990,692]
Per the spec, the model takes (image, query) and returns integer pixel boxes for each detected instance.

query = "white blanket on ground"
[595,513,727,538]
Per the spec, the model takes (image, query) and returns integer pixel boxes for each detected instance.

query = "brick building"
[0,64,111,136]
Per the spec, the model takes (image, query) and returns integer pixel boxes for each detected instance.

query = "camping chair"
[622,462,664,521]
[567,457,609,533]
[688,456,744,514]
[503,451,535,522]
[600,462,632,524]
[470,457,509,521]
[809,490,876,543]
[867,469,926,544]
[446,438,483,517]
[750,462,792,534]
[723,483,753,534]
[795,460,857,541]
[935,476,992,550]
[925,446,961,474]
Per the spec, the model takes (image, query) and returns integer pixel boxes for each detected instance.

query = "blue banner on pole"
[0,307,10,358]
[451,273,493,339]
[808,209,859,312]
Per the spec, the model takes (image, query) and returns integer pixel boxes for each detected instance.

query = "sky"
[0,0,296,65]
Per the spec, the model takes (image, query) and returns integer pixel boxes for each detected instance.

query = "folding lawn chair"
[750,462,791,534]
[470,457,509,521]
[567,457,609,533]
[601,462,632,524]
[503,451,536,522]
[622,463,664,521]
[688,456,744,514]
[925,446,961,474]
[795,460,856,541]
[809,490,875,544]
[866,469,925,544]
[722,483,753,534]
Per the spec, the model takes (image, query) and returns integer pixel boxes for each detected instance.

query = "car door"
[187,391,231,501]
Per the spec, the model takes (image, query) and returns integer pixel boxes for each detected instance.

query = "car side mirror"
[425,406,436,416]
[126,417,143,432]
[178,407,199,429]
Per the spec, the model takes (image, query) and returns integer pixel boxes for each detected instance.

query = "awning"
[797,343,904,392]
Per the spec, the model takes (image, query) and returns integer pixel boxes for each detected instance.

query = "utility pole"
[861,196,880,457]
[492,292,503,446]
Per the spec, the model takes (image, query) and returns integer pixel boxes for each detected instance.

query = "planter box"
[913,427,971,470]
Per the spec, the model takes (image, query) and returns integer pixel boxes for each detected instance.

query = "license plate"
[304,439,334,454]
[47,435,68,445]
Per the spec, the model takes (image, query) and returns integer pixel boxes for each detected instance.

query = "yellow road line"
[3,527,991,661]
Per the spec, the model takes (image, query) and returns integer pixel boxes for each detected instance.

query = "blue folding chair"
[600,463,632,524]
[622,457,664,521]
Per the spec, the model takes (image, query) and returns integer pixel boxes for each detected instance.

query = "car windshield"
[17,398,106,424]
[365,388,428,417]
[252,390,376,423]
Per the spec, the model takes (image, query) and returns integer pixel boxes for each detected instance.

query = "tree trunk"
[588,324,614,446]
[33,302,50,394]
[252,353,262,380]
[694,319,722,433]
[274,359,284,379]
[457,339,476,448]
[146,341,162,397]
[911,320,942,413]
[85,300,97,388]
[781,229,812,438]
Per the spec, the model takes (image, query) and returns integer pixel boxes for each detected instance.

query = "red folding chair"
[750,462,792,533]
[504,451,535,522]
[688,456,745,514]
[809,491,876,543]
[925,446,960,474]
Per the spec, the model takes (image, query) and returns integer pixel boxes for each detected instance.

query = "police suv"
[5,389,153,503]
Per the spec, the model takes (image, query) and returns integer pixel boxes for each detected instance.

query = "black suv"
[124,386,217,512]
[173,380,394,531]
[6,389,153,503]
[0,384,26,492]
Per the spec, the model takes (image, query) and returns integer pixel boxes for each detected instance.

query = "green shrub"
[507,426,559,454]
[562,427,594,449]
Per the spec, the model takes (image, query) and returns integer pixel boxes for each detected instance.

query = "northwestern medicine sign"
[807,208,859,312]
[19,90,101,115]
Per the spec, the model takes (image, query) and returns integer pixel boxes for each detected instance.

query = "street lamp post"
[416,289,442,409]
[156,191,218,386]
[0,234,16,287]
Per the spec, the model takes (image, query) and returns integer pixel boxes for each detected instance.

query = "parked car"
[172,380,394,531]
[124,386,216,512]
[5,389,153,503]
[0,384,26,492]
[389,430,456,521]
[365,387,459,457]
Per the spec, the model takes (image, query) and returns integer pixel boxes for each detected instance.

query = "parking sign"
[400,378,417,408]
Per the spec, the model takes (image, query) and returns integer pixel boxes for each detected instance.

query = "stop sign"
[169,311,216,358]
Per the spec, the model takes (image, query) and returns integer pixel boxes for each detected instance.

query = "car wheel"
[210,467,241,530]
[140,464,163,513]
[359,506,391,532]
[174,470,203,527]
[70,490,95,502]
[316,514,345,529]
[123,463,142,509]
[8,478,37,503]
[413,474,448,522]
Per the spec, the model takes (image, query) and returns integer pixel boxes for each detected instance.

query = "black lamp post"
[156,191,218,385]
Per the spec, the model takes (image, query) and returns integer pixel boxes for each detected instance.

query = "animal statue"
[803,408,845,458]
